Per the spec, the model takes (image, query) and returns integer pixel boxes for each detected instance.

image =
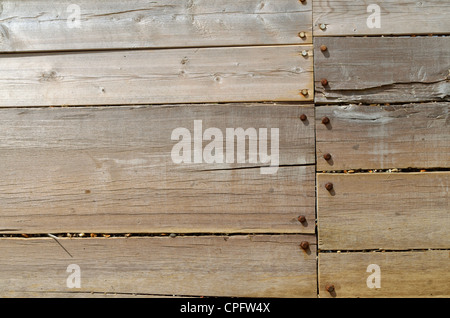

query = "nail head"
[298,215,306,223]
[320,45,328,52]
[325,182,333,191]
[300,114,307,121]
[323,153,332,161]
[301,50,308,57]
[326,284,335,293]
[321,78,328,86]
[298,31,306,38]
[301,89,309,96]
[319,23,327,30]
[300,241,309,250]
[322,117,330,125]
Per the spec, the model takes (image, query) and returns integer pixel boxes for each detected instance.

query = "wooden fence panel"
[0,235,317,297]
[319,250,450,298]
[316,103,450,171]
[317,172,450,250]
[0,0,312,52]
[314,37,450,104]
[0,105,315,234]
[313,0,450,36]
[0,45,313,106]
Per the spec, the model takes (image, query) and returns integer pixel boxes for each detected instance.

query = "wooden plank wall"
[314,0,449,298]
[0,1,449,298]
[0,0,316,297]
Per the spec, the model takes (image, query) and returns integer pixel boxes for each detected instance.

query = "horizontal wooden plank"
[0,0,312,52]
[317,172,450,250]
[314,37,450,104]
[0,104,315,234]
[0,235,317,297]
[319,250,450,298]
[313,0,450,36]
[0,45,313,106]
[316,103,450,171]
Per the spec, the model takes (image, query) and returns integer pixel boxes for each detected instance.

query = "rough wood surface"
[0,45,313,106]
[314,37,450,104]
[313,0,450,36]
[319,250,450,298]
[0,235,317,297]
[0,104,315,234]
[317,172,450,250]
[0,0,312,52]
[316,103,450,171]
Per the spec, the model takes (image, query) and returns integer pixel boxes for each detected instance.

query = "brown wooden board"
[319,250,450,298]
[0,0,312,52]
[0,45,313,106]
[316,103,450,171]
[314,37,450,104]
[0,235,317,297]
[317,172,450,250]
[313,0,450,36]
[0,104,315,234]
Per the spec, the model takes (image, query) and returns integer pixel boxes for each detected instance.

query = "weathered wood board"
[319,250,450,298]
[0,235,317,297]
[0,105,315,234]
[313,0,450,36]
[314,37,450,104]
[0,0,312,52]
[317,172,450,250]
[0,45,313,106]
[316,103,450,171]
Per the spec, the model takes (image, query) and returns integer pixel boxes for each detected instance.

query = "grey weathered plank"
[0,104,315,234]
[314,37,450,104]
[313,0,450,36]
[0,235,317,297]
[0,0,312,52]
[316,103,450,171]
[319,250,450,298]
[317,172,450,250]
[0,45,313,106]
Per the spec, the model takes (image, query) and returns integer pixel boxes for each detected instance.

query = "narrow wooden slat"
[0,104,315,234]
[0,0,312,52]
[0,45,313,106]
[319,251,450,298]
[313,0,450,36]
[317,172,450,250]
[316,103,450,171]
[314,37,449,104]
[0,235,317,297]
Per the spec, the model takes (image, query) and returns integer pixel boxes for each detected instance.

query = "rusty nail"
[301,89,309,96]
[300,114,307,121]
[326,284,335,293]
[300,241,309,250]
[299,0,306,3]
[325,182,333,191]
[298,31,306,38]
[321,117,330,125]
[319,23,327,30]
[320,45,328,52]
[301,50,308,57]
[298,215,306,223]
[323,153,332,161]
[321,78,328,86]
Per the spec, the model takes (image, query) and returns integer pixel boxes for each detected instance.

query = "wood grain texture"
[313,0,450,36]
[0,104,315,234]
[0,0,312,52]
[319,250,450,298]
[317,172,450,250]
[314,37,450,104]
[316,103,450,171]
[0,235,317,297]
[0,45,313,106]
